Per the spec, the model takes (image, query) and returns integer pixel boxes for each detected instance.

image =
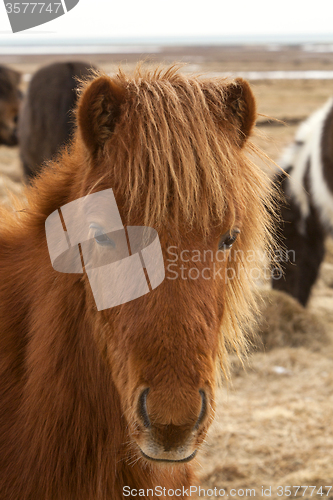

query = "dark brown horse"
[0,66,274,499]
[0,65,21,146]
[18,61,96,180]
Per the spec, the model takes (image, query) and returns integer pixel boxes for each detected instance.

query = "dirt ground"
[1,46,333,498]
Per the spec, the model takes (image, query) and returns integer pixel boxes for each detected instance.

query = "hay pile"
[253,289,329,352]
[199,346,333,498]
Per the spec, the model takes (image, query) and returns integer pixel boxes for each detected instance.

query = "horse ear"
[77,76,126,154]
[224,78,257,147]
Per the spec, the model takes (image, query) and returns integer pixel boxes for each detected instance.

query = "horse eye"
[89,223,116,248]
[218,229,240,250]
[94,233,115,247]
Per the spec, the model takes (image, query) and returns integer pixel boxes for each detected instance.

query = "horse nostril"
[195,389,207,429]
[138,388,151,428]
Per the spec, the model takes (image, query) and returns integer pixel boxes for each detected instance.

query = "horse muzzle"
[133,388,209,463]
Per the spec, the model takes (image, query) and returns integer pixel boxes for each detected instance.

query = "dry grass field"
[1,45,333,498]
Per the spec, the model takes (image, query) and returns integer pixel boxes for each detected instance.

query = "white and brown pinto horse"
[273,98,333,306]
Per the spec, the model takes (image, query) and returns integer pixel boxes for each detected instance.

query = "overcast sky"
[0,0,333,43]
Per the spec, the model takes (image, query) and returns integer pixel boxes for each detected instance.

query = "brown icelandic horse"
[0,67,274,500]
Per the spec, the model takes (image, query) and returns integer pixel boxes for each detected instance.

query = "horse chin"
[138,446,197,465]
